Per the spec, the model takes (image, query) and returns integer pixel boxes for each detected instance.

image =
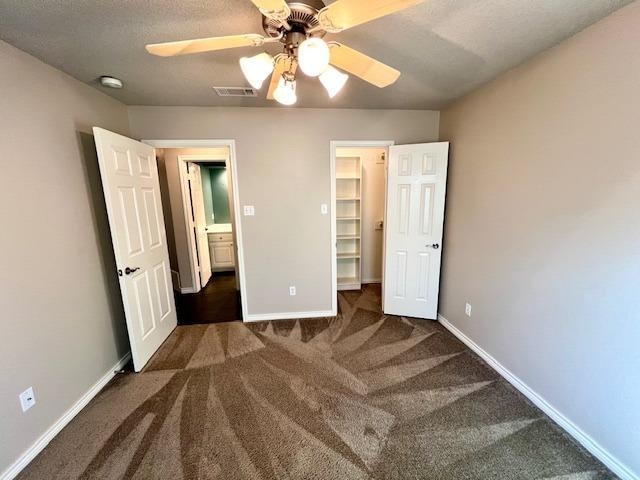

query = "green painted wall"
[200,166,215,223]
[205,166,231,224]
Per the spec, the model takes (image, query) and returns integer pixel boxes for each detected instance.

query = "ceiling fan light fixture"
[239,52,275,89]
[273,76,297,106]
[319,66,348,98]
[298,37,330,77]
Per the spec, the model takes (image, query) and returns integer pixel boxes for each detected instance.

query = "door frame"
[329,140,394,315]
[143,139,248,322]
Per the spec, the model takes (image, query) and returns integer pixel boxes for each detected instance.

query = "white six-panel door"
[93,128,177,371]
[383,142,449,319]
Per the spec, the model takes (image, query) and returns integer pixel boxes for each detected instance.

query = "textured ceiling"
[0,0,632,109]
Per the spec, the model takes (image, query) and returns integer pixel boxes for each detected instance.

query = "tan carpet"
[19,285,615,479]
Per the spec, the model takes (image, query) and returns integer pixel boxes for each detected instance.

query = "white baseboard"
[244,310,335,323]
[180,287,196,294]
[362,278,382,284]
[437,314,638,480]
[0,352,132,480]
[170,270,181,292]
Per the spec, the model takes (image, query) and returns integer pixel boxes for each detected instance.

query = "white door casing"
[188,163,212,288]
[383,142,449,319]
[93,128,177,371]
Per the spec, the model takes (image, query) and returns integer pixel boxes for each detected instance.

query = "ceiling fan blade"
[329,43,400,88]
[250,0,290,13]
[267,56,298,100]
[317,0,424,32]
[146,34,265,57]
[250,0,291,24]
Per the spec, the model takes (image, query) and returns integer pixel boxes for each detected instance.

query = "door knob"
[426,243,440,249]
[125,267,140,275]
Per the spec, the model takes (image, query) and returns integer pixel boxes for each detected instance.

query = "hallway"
[175,272,242,324]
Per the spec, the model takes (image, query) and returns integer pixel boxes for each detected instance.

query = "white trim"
[362,278,382,283]
[244,310,335,323]
[437,314,638,480]
[170,269,180,291]
[329,140,394,316]
[141,139,236,148]
[143,140,248,322]
[180,287,197,294]
[0,352,131,480]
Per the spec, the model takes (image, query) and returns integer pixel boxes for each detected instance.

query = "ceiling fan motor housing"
[262,2,327,41]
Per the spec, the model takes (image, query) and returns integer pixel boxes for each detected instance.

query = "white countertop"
[206,223,232,234]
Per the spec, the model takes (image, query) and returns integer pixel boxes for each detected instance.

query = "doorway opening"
[330,141,450,320]
[144,140,247,324]
[330,141,394,315]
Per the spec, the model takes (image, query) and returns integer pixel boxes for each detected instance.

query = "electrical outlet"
[320,204,328,215]
[289,286,296,296]
[465,303,472,317]
[19,387,36,412]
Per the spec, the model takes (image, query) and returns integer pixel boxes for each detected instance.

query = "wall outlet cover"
[289,286,296,296]
[19,387,36,412]
[321,204,328,215]
[465,303,472,317]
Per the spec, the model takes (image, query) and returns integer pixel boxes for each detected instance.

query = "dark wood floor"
[175,271,242,325]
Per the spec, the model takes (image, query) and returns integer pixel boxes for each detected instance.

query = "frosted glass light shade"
[273,77,297,105]
[298,37,330,77]
[239,52,274,89]
[319,66,348,98]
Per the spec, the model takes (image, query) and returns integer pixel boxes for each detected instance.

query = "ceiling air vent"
[213,86,258,97]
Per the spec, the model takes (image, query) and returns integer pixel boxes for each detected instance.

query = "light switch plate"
[465,303,472,317]
[243,205,255,216]
[320,204,328,215]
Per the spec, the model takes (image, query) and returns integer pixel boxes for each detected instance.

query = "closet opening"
[330,141,394,315]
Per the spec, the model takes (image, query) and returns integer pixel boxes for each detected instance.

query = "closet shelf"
[335,152,362,292]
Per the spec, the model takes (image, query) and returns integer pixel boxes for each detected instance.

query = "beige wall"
[438,2,640,476]
[0,40,130,474]
[155,147,230,290]
[129,107,439,317]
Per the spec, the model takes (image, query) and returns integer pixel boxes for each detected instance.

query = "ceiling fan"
[146,0,424,105]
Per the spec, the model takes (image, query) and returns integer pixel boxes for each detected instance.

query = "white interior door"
[187,163,212,288]
[93,128,177,371]
[383,142,449,319]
